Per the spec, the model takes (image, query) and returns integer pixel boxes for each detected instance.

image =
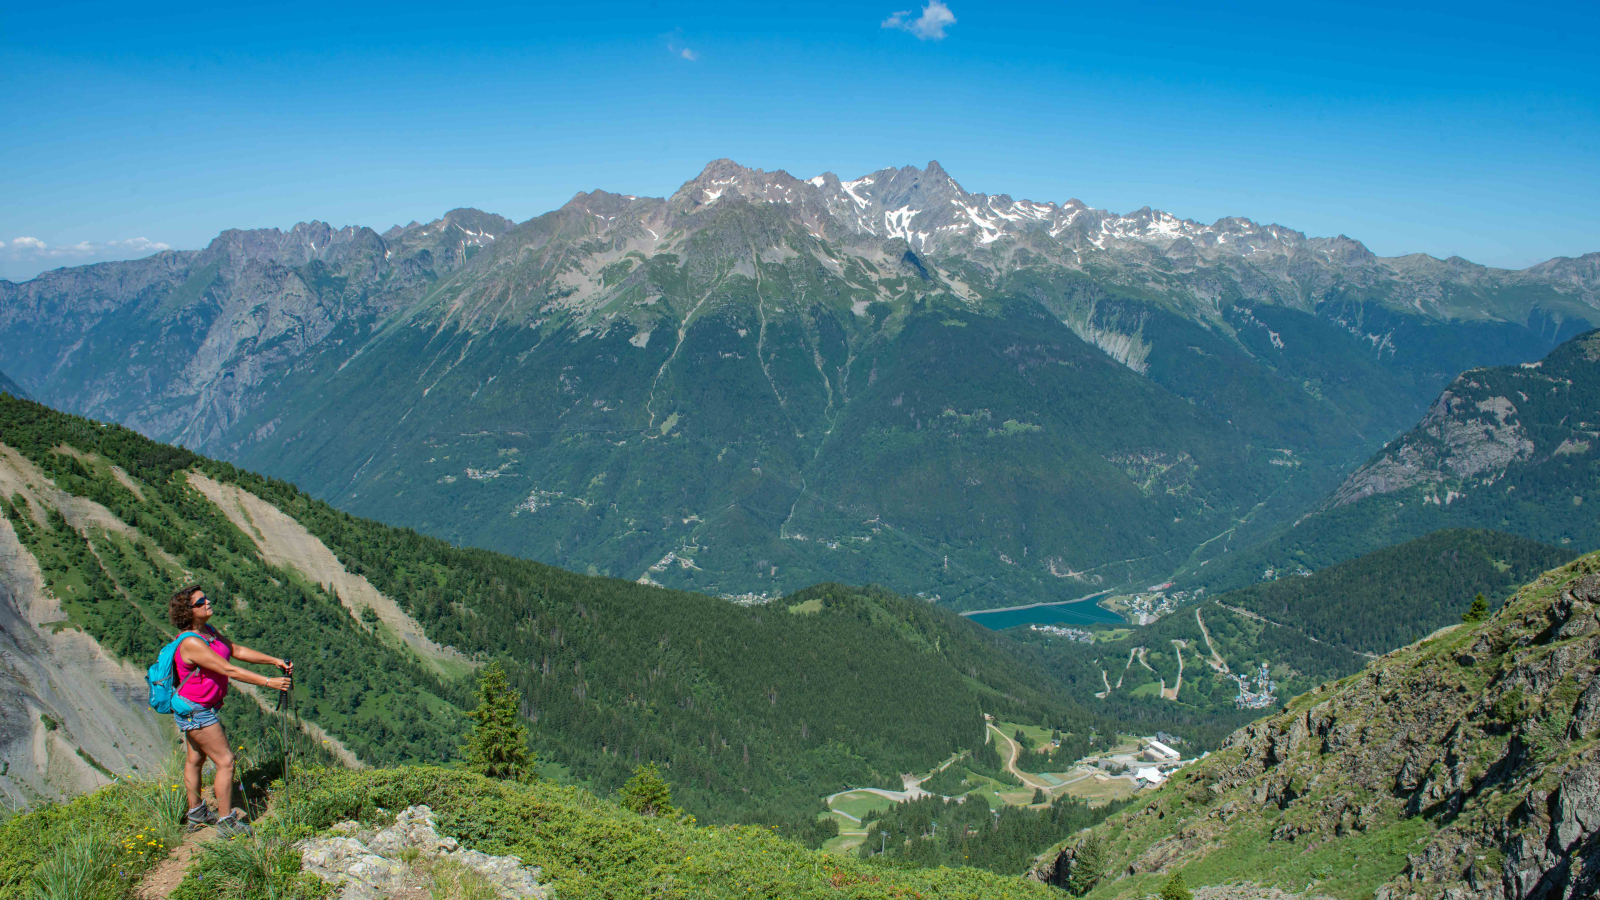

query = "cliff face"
[1330,330,1599,510]
[1035,551,1600,900]
[0,451,171,806]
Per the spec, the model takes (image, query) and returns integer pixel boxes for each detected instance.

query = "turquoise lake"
[962,596,1124,631]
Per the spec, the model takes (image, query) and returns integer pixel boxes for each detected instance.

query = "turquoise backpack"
[146,630,207,715]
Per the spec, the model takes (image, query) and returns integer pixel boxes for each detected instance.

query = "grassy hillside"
[1035,549,1600,899]
[1012,529,1572,746]
[1,764,1065,900]
[0,393,1106,834]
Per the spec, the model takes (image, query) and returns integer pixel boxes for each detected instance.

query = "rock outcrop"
[297,805,553,900]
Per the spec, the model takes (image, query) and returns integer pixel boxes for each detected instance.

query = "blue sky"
[3,0,1596,281]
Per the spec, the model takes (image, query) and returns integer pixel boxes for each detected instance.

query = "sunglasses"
[191,595,211,608]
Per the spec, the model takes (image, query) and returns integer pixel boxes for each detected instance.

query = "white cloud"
[108,237,172,252]
[882,1,956,40]
[667,34,699,61]
[4,235,171,261]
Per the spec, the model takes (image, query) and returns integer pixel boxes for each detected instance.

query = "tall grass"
[25,824,118,900]
[0,756,190,900]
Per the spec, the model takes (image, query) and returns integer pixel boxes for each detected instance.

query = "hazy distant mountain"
[0,369,26,400]
[1,161,1594,606]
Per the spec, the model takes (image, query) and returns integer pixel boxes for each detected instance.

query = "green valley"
[1008,528,1573,745]
[0,393,1117,836]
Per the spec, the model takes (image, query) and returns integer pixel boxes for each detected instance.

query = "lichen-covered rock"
[297,805,553,900]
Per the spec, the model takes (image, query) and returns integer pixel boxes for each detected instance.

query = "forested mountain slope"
[1198,328,1600,593]
[1035,550,1600,900]
[0,393,1101,833]
[2,161,1592,605]
[1015,528,1573,746]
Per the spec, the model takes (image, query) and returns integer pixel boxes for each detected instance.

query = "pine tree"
[1158,872,1193,900]
[1032,788,1047,804]
[1066,834,1104,896]
[619,762,681,819]
[1463,592,1490,623]
[462,662,536,781]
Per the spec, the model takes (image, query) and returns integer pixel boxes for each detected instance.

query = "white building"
[1135,767,1166,786]
[1146,740,1181,760]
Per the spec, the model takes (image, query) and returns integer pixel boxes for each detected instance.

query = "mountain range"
[2,160,1596,605]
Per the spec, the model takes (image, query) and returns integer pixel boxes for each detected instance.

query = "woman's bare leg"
[183,730,207,809]
[187,722,236,813]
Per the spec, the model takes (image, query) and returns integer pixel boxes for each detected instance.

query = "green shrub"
[1159,872,1194,900]
[269,766,1058,900]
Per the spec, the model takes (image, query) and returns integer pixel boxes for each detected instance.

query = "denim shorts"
[174,706,221,732]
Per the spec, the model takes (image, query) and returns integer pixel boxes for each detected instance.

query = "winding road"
[986,723,1055,792]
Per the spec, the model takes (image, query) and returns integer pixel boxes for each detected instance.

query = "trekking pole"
[276,659,293,784]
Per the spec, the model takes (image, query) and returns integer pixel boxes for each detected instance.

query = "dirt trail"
[1196,608,1229,673]
[188,473,468,675]
[1161,640,1185,700]
[1114,647,1140,689]
[135,788,275,900]
[986,723,1053,791]
[134,824,213,900]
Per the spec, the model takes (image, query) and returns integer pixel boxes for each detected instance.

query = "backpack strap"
[172,630,208,694]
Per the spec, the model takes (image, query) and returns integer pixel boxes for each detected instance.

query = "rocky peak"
[200,221,388,274]
[1520,252,1600,302]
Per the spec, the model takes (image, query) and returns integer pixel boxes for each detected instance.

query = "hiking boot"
[216,812,254,838]
[186,804,218,830]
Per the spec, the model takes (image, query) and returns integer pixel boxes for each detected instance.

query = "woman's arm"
[229,643,289,671]
[180,637,290,690]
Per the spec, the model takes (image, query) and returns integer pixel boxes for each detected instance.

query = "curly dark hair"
[168,584,204,630]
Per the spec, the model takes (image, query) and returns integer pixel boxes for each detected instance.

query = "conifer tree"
[1158,872,1193,900]
[1032,788,1047,804]
[1066,834,1104,896]
[462,662,535,781]
[1463,592,1490,623]
[620,762,681,819]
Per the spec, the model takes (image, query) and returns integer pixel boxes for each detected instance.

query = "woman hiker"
[168,584,292,835]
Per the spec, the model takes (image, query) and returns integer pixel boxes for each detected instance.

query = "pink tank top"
[175,626,231,708]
